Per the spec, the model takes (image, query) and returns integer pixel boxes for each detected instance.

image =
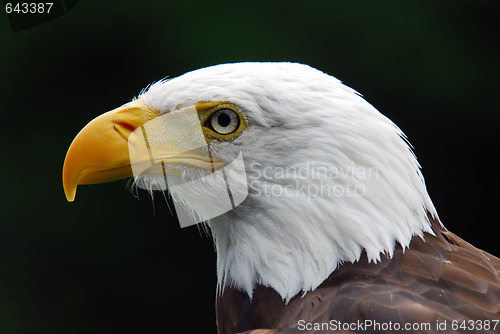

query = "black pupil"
[218,111,231,127]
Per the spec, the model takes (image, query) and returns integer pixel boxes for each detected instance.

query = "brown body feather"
[217,216,500,333]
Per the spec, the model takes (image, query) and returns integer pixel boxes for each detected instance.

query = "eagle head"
[63,62,438,301]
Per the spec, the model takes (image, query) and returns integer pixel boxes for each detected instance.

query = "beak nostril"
[113,122,136,141]
[111,101,159,130]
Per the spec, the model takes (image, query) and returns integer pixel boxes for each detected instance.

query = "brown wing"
[219,216,500,334]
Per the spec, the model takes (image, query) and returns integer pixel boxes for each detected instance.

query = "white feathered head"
[63,62,438,300]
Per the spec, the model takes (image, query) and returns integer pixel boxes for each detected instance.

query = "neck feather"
[208,123,438,302]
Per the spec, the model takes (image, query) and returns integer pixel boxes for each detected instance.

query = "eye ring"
[209,108,240,135]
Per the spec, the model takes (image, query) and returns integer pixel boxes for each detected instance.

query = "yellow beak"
[62,101,159,202]
[63,101,229,203]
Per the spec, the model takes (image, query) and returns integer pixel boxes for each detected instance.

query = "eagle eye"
[209,108,240,135]
[198,103,245,141]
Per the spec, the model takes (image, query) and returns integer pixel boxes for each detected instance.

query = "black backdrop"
[1,1,499,333]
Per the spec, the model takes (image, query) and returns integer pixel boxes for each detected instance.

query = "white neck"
[208,123,438,302]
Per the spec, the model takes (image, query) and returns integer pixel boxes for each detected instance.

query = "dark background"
[1,1,499,333]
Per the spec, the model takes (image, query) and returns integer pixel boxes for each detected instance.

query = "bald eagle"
[63,63,500,334]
